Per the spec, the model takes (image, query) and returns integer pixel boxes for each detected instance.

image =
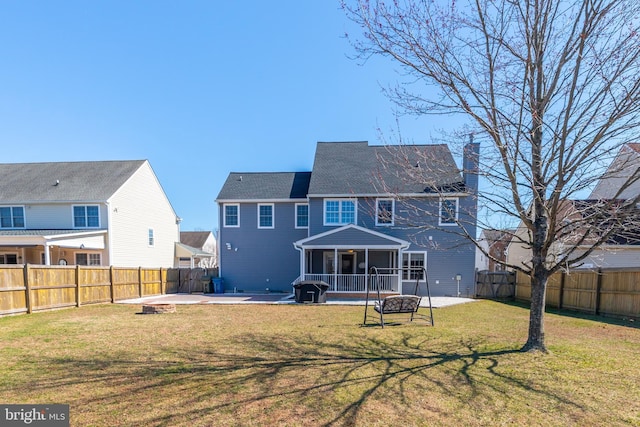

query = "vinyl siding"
[108,161,178,267]
[218,201,308,292]
[19,203,108,229]
[307,195,477,296]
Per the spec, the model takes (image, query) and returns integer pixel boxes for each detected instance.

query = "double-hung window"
[402,252,426,280]
[376,199,394,226]
[295,203,309,228]
[76,253,101,266]
[258,204,274,229]
[324,199,356,225]
[224,204,239,227]
[439,198,458,226]
[73,205,99,228]
[0,206,25,228]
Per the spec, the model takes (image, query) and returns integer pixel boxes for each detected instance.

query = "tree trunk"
[522,269,549,352]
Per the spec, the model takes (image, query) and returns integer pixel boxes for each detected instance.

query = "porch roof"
[0,229,107,249]
[294,224,410,249]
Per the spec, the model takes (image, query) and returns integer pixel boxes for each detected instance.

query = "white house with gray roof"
[216,141,479,297]
[0,160,180,267]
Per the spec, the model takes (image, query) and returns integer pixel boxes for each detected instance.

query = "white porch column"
[44,244,51,266]
[333,248,338,291]
[397,250,403,294]
[365,249,369,292]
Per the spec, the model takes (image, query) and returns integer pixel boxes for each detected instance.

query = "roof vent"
[54,180,60,186]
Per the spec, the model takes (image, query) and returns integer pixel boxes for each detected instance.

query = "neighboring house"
[0,160,180,267]
[177,231,217,268]
[216,141,479,296]
[590,143,640,200]
[476,229,513,271]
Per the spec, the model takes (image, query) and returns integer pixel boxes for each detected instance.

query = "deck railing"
[297,273,398,293]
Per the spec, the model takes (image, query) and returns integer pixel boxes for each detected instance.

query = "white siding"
[108,161,179,267]
[572,247,640,269]
[23,203,108,229]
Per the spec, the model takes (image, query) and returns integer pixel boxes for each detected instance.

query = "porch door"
[340,253,356,274]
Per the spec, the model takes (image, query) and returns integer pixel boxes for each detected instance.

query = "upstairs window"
[73,205,100,228]
[224,204,239,227]
[258,204,274,229]
[324,199,356,225]
[148,228,155,246]
[376,199,394,226]
[296,204,309,228]
[439,198,458,226]
[0,206,25,228]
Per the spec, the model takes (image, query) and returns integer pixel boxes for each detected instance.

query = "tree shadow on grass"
[18,332,587,426]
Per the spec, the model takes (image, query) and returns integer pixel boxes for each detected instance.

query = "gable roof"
[294,224,410,249]
[216,172,311,201]
[0,160,146,203]
[180,231,213,249]
[307,141,463,196]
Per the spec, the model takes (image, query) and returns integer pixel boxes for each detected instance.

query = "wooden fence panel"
[515,268,639,318]
[0,266,27,315]
[545,273,562,308]
[561,271,598,313]
[140,268,163,296]
[165,268,179,293]
[111,268,140,301]
[28,266,77,312]
[599,269,640,318]
[79,267,112,305]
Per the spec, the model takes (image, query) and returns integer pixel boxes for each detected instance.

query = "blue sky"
[0,1,456,232]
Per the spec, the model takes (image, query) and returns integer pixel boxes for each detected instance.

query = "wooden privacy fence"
[515,268,640,319]
[475,270,516,299]
[0,265,169,316]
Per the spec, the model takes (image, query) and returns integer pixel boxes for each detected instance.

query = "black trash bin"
[293,281,329,303]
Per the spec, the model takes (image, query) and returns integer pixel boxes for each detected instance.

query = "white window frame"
[439,197,459,226]
[402,251,427,281]
[257,203,275,229]
[75,252,102,266]
[223,203,240,228]
[72,205,100,229]
[375,198,395,226]
[323,198,357,226]
[148,228,155,247]
[0,205,26,229]
[295,203,309,229]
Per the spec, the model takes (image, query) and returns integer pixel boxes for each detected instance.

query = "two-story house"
[216,141,479,296]
[0,160,180,267]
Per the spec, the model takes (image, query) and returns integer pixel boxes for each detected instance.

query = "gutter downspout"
[105,201,114,266]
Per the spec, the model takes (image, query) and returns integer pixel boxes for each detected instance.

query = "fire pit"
[142,304,176,314]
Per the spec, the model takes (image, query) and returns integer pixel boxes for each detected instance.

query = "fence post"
[594,268,603,315]
[23,264,32,314]
[76,265,81,307]
[138,267,143,297]
[558,270,565,310]
[109,266,115,303]
[160,268,166,294]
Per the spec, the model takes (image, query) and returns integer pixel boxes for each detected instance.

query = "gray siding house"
[216,141,479,296]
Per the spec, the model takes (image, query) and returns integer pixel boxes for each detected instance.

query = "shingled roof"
[0,160,146,203]
[216,172,312,201]
[307,141,463,195]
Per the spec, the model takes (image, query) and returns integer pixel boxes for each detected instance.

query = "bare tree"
[343,0,640,352]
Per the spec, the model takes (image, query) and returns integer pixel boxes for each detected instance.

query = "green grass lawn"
[0,300,638,426]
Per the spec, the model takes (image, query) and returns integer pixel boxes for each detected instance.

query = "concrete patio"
[117,293,476,308]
